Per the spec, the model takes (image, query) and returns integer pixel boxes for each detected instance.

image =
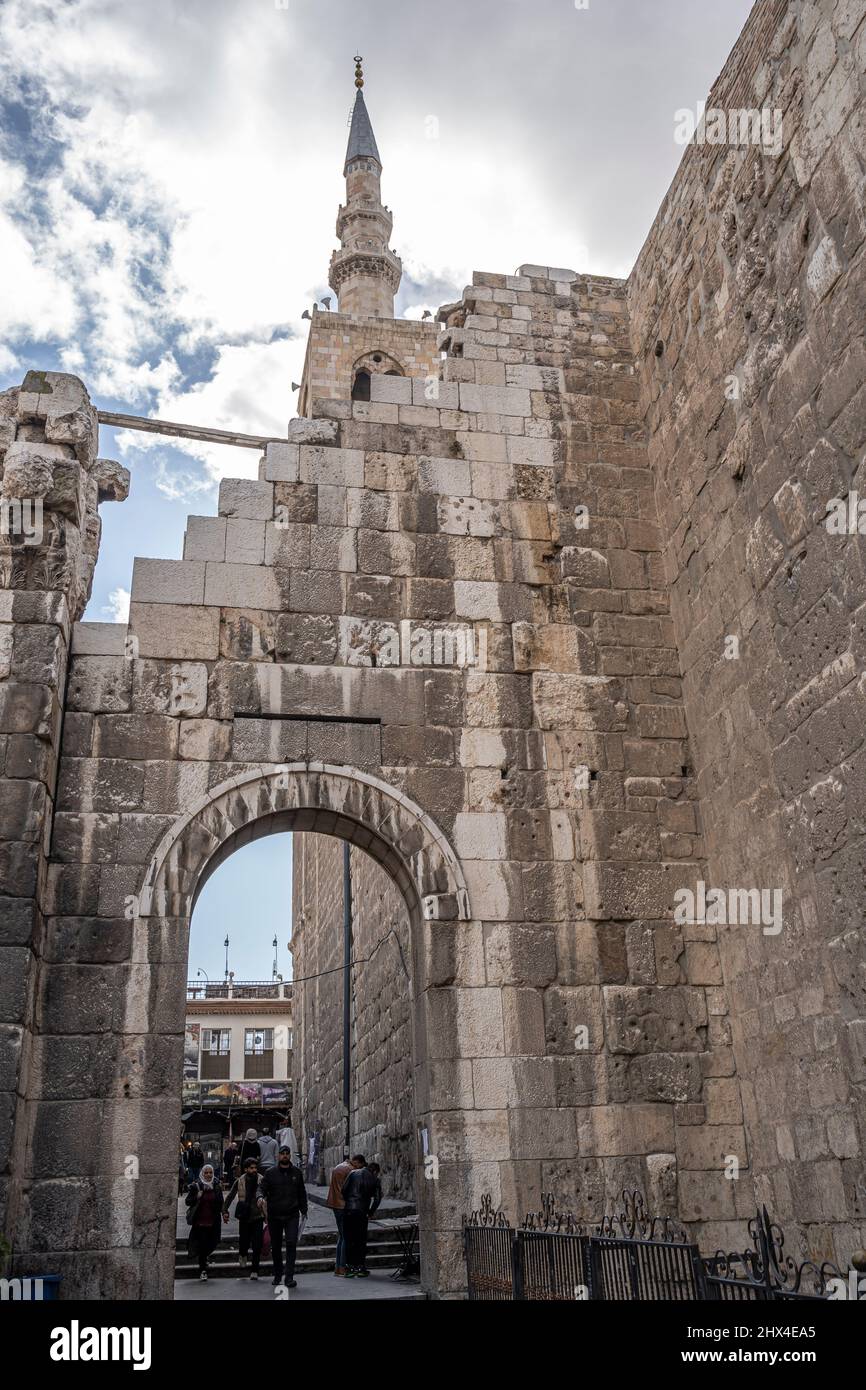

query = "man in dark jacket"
[187,1141,204,1185]
[342,1155,380,1278]
[260,1145,308,1288]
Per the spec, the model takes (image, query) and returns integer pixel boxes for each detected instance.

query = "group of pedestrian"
[183,1124,383,1288]
[224,1123,298,1180]
[185,1141,308,1286]
[325,1155,382,1279]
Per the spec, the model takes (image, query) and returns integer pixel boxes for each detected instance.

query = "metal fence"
[463,1191,853,1303]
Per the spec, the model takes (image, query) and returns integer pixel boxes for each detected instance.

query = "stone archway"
[138,763,470,926]
[123,763,474,1299]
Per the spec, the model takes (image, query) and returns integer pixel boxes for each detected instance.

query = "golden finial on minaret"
[354,54,364,88]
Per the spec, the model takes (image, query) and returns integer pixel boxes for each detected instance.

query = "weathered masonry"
[0,0,863,1299]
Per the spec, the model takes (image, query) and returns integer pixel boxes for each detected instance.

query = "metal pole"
[342,840,352,1153]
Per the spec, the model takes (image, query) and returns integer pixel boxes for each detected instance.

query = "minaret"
[328,57,402,318]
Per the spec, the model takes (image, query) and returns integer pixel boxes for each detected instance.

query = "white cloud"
[0,0,755,624]
[115,336,297,488]
[102,586,130,623]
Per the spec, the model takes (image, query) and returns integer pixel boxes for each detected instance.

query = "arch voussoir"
[138,763,471,925]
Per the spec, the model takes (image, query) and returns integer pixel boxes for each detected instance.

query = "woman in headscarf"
[185,1163,227,1280]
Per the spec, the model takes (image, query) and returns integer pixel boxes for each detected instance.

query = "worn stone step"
[175,1248,407,1279]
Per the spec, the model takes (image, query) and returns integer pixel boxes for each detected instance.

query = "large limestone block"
[675,1125,749,1172]
[472,1057,557,1110]
[453,812,508,861]
[287,417,339,444]
[131,659,208,718]
[604,985,708,1054]
[183,516,226,563]
[217,479,274,521]
[506,436,555,467]
[128,604,219,660]
[203,562,281,609]
[577,1103,676,1157]
[458,384,531,417]
[131,559,205,606]
[369,374,412,405]
[417,456,472,495]
[263,441,300,483]
[411,379,459,410]
[66,656,132,713]
[71,623,127,657]
[225,518,266,565]
[425,987,506,1062]
[299,446,364,487]
[461,861,524,921]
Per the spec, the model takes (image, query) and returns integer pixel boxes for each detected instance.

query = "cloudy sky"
[0,0,754,974]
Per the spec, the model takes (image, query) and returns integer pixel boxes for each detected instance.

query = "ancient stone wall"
[291,833,414,1199]
[290,833,344,1178]
[0,373,127,1269]
[628,0,866,1263]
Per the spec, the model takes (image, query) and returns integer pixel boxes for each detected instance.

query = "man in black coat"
[260,1145,308,1287]
[342,1155,381,1278]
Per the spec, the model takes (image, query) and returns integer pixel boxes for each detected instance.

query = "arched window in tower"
[351,370,371,401]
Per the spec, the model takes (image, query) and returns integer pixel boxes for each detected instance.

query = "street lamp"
[224,935,230,981]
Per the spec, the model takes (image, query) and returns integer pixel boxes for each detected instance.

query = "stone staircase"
[175,1225,412,1280]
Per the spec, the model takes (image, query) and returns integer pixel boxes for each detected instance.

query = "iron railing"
[462,1190,855,1303]
[701,1206,846,1302]
[186,979,292,1000]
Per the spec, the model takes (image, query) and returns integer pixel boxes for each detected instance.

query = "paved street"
[175,1270,425,1301]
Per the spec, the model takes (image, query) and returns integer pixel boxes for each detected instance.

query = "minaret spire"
[328,57,401,318]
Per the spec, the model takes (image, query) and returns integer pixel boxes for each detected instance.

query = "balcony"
[186,979,293,1002]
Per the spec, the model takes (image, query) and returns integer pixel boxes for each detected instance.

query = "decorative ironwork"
[702,1206,845,1302]
[462,1194,854,1303]
[521,1192,585,1236]
[464,1192,510,1229]
[597,1189,689,1244]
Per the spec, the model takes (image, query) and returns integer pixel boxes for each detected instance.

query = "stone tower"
[297,59,439,416]
[328,56,401,318]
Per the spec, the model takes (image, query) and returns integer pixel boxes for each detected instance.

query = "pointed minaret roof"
[344,56,381,174]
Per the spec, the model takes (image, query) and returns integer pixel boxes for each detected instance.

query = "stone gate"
[0,0,864,1300]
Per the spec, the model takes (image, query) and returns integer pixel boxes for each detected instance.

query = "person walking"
[275,1120,298,1164]
[342,1156,380,1279]
[326,1155,353,1277]
[225,1157,265,1280]
[186,1141,204,1186]
[257,1126,279,1173]
[185,1164,226,1280]
[223,1137,240,1184]
[260,1145,308,1289]
[239,1129,260,1170]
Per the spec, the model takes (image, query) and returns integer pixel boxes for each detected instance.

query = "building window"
[200,1028,230,1080]
[351,370,371,401]
[244,1027,275,1080]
